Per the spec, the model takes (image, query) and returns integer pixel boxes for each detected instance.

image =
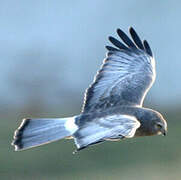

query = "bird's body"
[12,27,167,152]
[74,106,166,150]
[77,106,165,137]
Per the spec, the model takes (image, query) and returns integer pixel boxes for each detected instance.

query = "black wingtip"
[129,27,145,51]
[108,36,129,51]
[105,45,119,51]
[12,118,31,151]
[116,28,137,48]
[129,27,135,35]
[128,26,133,32]
[143,40,153,57]
[107,27,153,57]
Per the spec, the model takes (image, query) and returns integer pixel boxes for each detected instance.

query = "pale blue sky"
[1,0,181,111]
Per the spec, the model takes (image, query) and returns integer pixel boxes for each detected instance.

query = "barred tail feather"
[12,117,78,151]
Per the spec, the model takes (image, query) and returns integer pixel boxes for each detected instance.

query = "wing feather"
[129,27,145,50]
[105,46,119,51]
[82,27,155,113]
[108,36,130,51]
[74,114,140,150]
[143,40,153,57]
[117,28,137,48]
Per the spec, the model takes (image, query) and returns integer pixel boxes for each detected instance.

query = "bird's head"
[136,108,167,137]
[152,111,167,136]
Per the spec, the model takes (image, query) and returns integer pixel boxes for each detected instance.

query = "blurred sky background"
[1,1,181,180]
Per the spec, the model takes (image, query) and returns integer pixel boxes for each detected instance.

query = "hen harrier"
[12,27,167,152]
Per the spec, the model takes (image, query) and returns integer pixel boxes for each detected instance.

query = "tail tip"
[12,118,31,151]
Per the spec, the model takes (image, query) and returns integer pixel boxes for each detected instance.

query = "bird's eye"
[156,123,162,129]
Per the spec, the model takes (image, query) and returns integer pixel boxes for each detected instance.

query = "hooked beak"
[160,128,167,136]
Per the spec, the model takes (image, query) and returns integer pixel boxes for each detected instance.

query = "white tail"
[12,117,78,151]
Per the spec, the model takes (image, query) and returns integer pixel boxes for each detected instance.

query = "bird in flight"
[12,27,167,152]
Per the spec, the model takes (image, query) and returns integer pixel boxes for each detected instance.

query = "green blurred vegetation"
[1,107,181,180]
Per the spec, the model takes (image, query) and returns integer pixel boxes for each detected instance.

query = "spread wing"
[74,114,140,150]
[82,27,156,113]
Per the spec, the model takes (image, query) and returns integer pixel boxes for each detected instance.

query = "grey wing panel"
[74,114,140,149]
[82,27,156,113]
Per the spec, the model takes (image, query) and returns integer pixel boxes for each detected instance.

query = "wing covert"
[74,114,140,150]
[82,27,156,113]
